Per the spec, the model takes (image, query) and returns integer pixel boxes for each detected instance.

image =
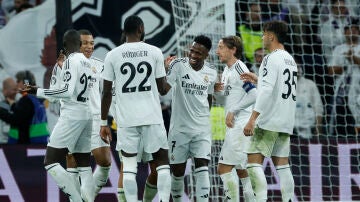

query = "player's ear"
[139,24,144,35]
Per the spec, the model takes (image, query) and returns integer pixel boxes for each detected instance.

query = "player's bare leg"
[92,146,111,195]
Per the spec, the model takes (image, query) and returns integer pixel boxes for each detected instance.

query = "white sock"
[66,168,80,194]
[45,163,82,202]
[240,176,256,202]
[143,180,158,202]
[93,165,111,195]
[117,187,127,202]
[122,156,138,202]
[156,165,171,202]
[220,172,239,201]
[194,166,210,202]
[247,163,267,202]
[276,165,294,202]
[171,175,184,202]
[78,166,96,202]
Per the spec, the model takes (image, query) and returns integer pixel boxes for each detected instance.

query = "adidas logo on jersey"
[182,74,190,79]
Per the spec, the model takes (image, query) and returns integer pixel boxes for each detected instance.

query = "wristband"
[100,119,108,126]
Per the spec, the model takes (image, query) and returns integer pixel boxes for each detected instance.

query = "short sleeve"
[166,59,181,87]
[154,48,166,78]
[101,52,115,82]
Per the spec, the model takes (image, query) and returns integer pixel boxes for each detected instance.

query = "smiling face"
[188,42,209,69]
[80,34,94,58]
[216,39,234,64]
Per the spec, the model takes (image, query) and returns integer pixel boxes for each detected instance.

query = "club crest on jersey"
[204,75,209,83]
[63,71,71,82]
[91,66,97,73]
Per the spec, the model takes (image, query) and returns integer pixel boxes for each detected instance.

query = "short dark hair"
[263,20,288,44]
[63,29,81,48]
[78,29,92,36]
[124,15,143,35]
[16,70,36,86]
[221,36,243,59]
[194,35,212,51]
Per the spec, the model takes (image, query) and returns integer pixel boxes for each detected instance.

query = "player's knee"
[194,158,209,169]
[170,164,186,177]
[152,148,169,165]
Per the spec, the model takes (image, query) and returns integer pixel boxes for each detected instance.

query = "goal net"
[170,0,360,201]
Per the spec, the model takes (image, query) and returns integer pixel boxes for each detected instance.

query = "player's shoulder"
[169,57,187,70]
[203,62,217,75]
[234,60,249,73]
[90,56,104,66]
[90,56,103,63]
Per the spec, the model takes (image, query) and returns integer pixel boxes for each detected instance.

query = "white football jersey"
[37,53,93,120]
[221,60,256,125]
[88,57,103,115]
[101,42,165,127]
[167,58,217,133]
[255,49,297,134]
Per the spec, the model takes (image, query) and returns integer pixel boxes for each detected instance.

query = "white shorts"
[117,130,153,163]
[168,129,211,164]
[116,124,168,154]
[219,125,251,169]
[91,116,110,150]
[48,117,92,153]
[247,127,290,158]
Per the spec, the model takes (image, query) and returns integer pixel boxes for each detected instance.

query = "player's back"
[257,49,297,133]
[59,53,93,119]
[103,42,165,127]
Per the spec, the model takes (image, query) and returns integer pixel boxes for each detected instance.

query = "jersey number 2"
[282,68,297,101]
[77,73,89,102]
[121,61,152,93]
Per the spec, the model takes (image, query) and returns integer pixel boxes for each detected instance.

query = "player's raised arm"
[35,57,78,100]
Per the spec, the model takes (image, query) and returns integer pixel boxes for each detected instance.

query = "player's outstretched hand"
[57,50,66,68]
[100,126,112,144]
[240,72,258,84]
[243,119,255,136]
[225,112,235,128]
[164,55,177,73]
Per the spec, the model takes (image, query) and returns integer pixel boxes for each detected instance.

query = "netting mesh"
[171,0,360,201]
